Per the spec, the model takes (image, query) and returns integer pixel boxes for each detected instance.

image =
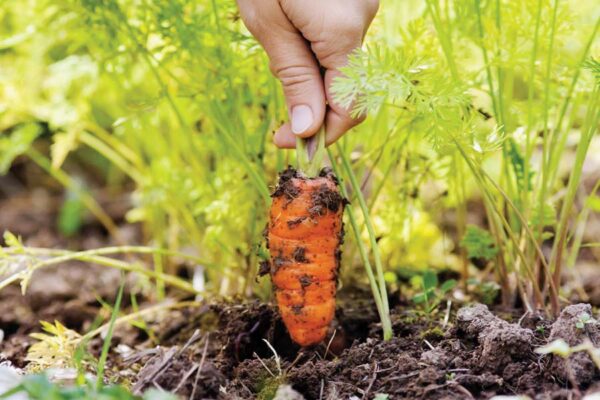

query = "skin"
[268,174,344,346]
[237,0,379,148]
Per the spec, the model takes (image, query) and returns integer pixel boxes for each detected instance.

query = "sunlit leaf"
[0,123,41,174]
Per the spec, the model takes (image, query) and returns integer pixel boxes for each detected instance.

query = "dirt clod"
[308,183,345,216]
[548,303,600,386]
[292,247,308,263]
[273,385,305,400]
[271,166,301,200]
[457,303,534,372]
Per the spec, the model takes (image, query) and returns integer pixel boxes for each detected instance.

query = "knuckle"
[272,64,316,92]
[335,18,365,37]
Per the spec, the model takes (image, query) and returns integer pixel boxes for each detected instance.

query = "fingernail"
[291,105,313,135]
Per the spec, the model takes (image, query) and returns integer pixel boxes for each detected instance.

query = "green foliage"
[332,46,481,155]
[1,0,278,295]
[1,0,598,312]
[58,191,86,237]
[584,57,600,85]
[0,373,177,400]
[0,123,41,174]
[332,0,599,314]
[460,225,498,261]
[575,312,595,330]
[412,270,456,314]
[26,321,83,372]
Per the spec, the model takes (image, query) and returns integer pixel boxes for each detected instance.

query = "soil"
[2,167,600,399]
[4,281,600,400]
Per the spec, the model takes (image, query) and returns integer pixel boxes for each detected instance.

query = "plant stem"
[334,143,392,337]
[0,246,206,294]
[548,86,600,314]
[327,149,393,340]
[296,127,326,177]
[535,0,560,246]
[546,19,600,188]
[96,277,124,388]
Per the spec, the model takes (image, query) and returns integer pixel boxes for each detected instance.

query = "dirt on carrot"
[266,167,346,347]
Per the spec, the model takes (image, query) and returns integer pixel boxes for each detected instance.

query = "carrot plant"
[332,0,600,314]
[1,0,599,319]
[1,0,281,298]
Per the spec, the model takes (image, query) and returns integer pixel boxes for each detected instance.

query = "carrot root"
[266,167,346,346]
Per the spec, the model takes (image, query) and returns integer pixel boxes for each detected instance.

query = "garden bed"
[2,273,600,399]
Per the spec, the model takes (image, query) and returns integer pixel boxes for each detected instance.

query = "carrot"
[265,166,346,346]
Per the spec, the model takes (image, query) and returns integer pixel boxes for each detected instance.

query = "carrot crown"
[296,127,326,177]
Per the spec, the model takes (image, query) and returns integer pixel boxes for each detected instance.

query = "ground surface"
[3,285,600,400]
[2,171,600,399]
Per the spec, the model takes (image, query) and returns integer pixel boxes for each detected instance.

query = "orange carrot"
[265,167,346,346]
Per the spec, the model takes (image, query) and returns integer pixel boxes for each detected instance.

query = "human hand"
[237,0,379,148]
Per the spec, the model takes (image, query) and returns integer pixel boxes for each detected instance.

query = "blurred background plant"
[1,0,599,317]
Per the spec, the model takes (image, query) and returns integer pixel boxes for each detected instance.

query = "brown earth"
[3,275,600,400]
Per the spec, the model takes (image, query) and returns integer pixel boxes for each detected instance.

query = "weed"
[412,271,457,314]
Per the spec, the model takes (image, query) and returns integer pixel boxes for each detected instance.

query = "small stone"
[273,384,306,400]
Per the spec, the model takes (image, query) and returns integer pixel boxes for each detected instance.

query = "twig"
[362,361,379,400]
[518,311,530,327]
[384,371,419,381]
[443,300,452,328]
[133,347,178,393]
[323,329,337,359]
[253,352,275,378]
[176,329,203,357]
[171,330,204,393]
[191,335,210,400]
[173,364,198,394]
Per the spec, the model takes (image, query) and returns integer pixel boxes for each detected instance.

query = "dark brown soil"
[5,280,600,400]
[115,299,600,400]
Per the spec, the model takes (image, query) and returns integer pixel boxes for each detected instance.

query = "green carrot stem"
[327,149,393,340]
[296,127,326,177]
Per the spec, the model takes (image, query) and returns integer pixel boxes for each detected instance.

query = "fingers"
[272,69,367,149]
[273,122,296,148]
[238,0,379,148]
[237,0,326,142]
[270,56,326,140]
[323,66,365,146]
[281,0,378,146]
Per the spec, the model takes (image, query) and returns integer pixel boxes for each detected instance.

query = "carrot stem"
[296,127,326,177]
[327,147,393,340]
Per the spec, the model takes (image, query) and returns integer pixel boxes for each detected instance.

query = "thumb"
[268,38,326,144]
